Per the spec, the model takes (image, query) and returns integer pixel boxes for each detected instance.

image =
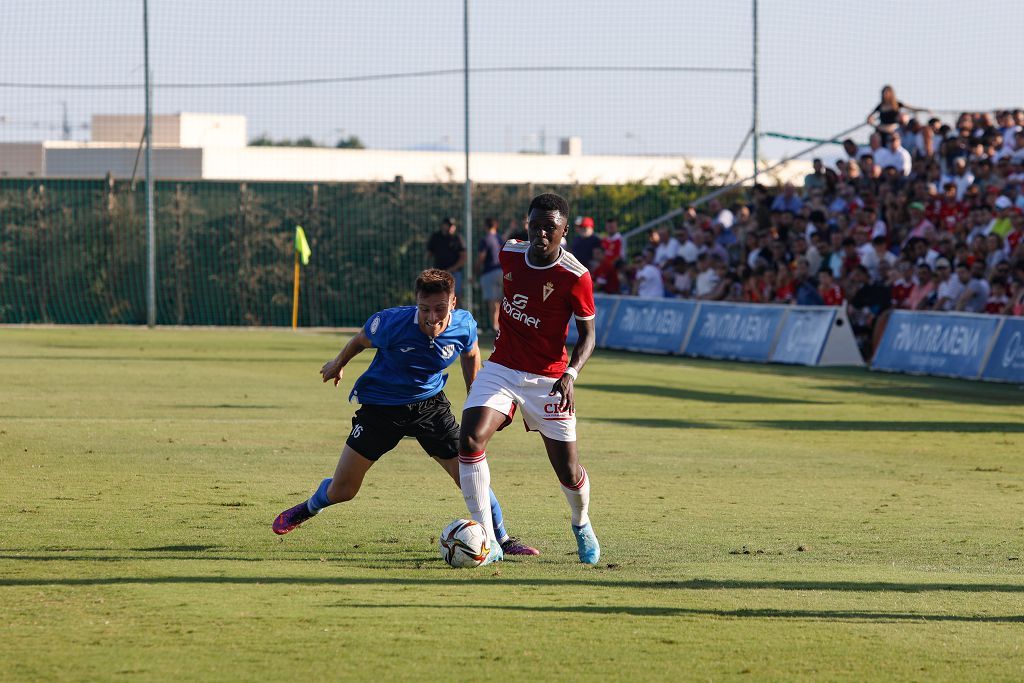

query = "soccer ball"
[439,519,490,568]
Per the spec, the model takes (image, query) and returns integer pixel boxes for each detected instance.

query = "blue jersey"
[349,306,478,406]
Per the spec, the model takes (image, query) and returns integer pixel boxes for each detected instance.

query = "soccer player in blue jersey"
[272,269,537,561]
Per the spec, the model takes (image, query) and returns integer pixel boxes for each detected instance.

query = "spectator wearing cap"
[988,196,1015,238]
[569,216,603,271]
[954,262,989,313]
[904,202,936,243]
[873,132,913,177]
[932,257,963,310]
[426,216,467,298]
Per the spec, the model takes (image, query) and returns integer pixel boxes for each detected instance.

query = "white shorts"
[464,361,576,442]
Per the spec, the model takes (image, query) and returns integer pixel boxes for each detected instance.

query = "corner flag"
[292,225,311,329]
[295,225,311,265]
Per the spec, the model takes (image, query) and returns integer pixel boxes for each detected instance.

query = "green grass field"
[2,327,1023,681]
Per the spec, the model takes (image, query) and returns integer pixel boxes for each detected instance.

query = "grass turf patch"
[1,327,1023,681]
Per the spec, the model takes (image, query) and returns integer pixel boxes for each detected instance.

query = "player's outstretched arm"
[320,329,373,387]
[550,317,596,413]
[459,341,481,392]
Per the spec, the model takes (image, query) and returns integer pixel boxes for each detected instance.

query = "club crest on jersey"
[542,281,554,301]
[504,272,513,281]
[438,344,456,360]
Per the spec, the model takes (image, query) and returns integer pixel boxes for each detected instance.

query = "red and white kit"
[465,240,595,441]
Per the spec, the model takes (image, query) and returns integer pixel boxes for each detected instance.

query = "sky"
[2,1,1022,164]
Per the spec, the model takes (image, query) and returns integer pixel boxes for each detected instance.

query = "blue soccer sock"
[305,478,334,514]
[489,488,509,544]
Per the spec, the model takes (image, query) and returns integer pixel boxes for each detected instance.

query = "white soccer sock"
[560,466,591,527]
[459,450,495,541]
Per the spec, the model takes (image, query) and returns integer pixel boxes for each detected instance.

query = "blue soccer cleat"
[481,539,504,566]
[572,522,601,565]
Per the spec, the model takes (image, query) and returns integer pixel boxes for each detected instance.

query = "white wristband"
[563,366,578,381]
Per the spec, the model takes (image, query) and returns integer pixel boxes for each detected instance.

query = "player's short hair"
[528,193,570,220]
[484,217,498,230]
[415,269,455,296]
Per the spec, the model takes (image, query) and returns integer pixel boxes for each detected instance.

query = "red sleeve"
[569,271,596,320]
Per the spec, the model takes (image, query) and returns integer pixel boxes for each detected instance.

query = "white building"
[0,113,810,185]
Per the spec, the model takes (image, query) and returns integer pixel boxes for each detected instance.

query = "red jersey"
[1007,229,1023,254]
[601,233,623,262]
[822,284,844,306]
[592,256,621,294]
[891,279,913,307]
[489,241,596,377]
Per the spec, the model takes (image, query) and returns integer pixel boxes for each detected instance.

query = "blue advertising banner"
[770,308,837,365]
[981,318,1024,384]
[872,311,1001,379]
[602,298,697,354]
[566,294,619,346]
[684,303,787,362]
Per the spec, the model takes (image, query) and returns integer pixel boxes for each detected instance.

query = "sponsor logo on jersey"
[369,316,381,334]
[399,346,415,352]
[502,294,541,328]
[542,281,554,301]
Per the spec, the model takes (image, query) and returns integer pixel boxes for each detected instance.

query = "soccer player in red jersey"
[458,193,600,564]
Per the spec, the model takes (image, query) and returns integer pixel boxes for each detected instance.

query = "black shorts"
[345,391,460,461]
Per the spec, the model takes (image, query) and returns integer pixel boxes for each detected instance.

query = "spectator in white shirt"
[633,249,665,298]
[676,227,699,264]
[694,253,721,299]
[932,257,964,310]
[652,226,680,266]
[940,157,975,200]
[873,132,913,176]
[954,262,990,313]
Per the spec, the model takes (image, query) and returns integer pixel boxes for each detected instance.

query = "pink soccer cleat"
[501,536,540,556]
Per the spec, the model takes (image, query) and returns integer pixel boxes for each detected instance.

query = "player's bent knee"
[459,431,489,454]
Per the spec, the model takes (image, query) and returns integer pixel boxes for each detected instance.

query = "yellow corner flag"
[295,225,311,265]
[292,225,311,329]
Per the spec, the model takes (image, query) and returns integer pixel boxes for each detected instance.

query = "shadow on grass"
[818,382,1024,407]
[335,602,1024,624]
[135,545,225,552]
[586,384,827,405]
[584,417,722,430]
[2,575,1023,595]
[740,420,1024,433]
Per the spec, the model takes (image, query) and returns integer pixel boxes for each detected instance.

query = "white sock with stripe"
[459,450,496,542]
[560,466,591,527]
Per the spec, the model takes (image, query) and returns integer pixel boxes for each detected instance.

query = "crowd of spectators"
[569,95,1024,356]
